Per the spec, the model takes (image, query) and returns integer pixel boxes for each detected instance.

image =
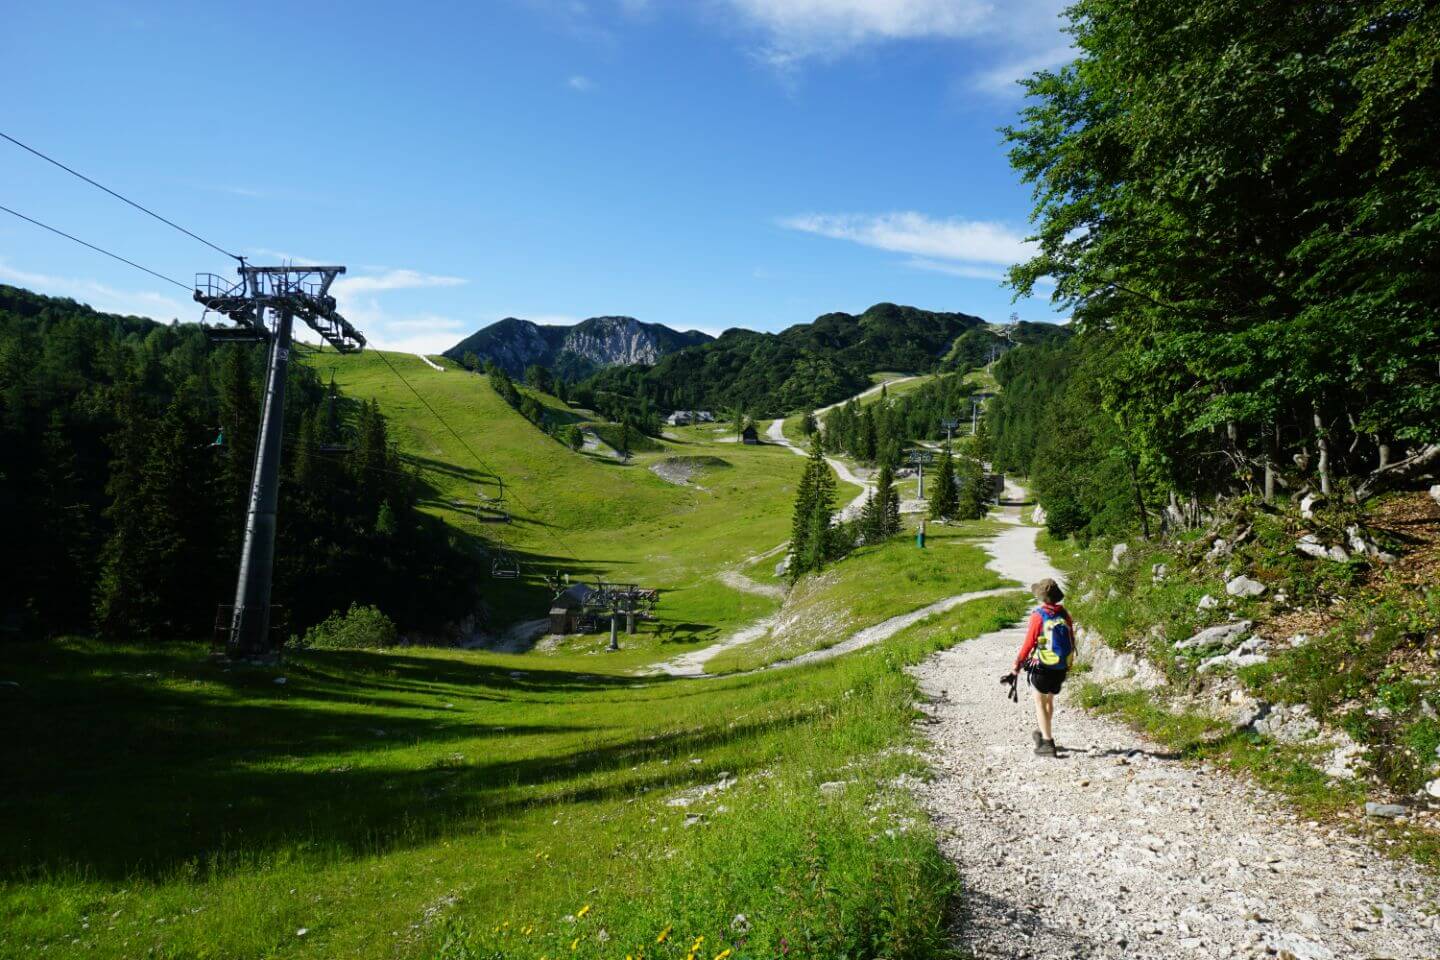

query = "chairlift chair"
[491,550,520,580]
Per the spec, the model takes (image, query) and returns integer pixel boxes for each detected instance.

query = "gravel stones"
[907,513,1440,959]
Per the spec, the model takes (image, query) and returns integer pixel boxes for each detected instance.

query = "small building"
[548,583,597,635]
[741,424,760,444]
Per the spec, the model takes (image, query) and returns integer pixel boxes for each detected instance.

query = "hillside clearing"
[1,590,1022,958]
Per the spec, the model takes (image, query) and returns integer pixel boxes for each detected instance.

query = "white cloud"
[968,41,1073,95]
[905,258,1006,281]
[567,74,596,92]
[780,211,1034,265]
[718,0,1072,91]
[331,269,466,297]
[726,0,992,48]
[0,259,190,320]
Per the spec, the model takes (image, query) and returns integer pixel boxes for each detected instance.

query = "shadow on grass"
[0,639,818,883]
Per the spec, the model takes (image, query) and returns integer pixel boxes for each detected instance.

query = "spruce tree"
[858,490,879,544]
[874,463,901,538]
[929,445,959,520]
[955,455,989,520]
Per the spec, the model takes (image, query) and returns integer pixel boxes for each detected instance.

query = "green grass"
[1,589,1023,959]
[707,517,1012,673]
[321,350,811,658]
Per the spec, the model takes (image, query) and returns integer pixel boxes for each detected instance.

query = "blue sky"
[1,0,1071,352]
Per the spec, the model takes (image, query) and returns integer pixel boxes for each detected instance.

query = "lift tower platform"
[195,265,366,657]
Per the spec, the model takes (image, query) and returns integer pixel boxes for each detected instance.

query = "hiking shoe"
[1032,730,1044,750]
[1034,738,1057,757]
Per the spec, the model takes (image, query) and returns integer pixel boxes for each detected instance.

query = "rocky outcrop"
[443,315,711,377]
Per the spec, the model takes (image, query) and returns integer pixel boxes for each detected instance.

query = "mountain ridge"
[443,315,711,379]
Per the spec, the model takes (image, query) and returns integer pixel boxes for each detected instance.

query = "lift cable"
[0,130,244,263]
[369,349,577,565]
[0,202,192,291]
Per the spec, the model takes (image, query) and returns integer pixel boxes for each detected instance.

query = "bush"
[295,603,397,650]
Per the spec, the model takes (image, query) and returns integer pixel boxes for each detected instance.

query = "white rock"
[1324,741,1365,780]
[1031,504,1048,526]
[1197,594,1219,611]
[1176,620,1253,651]
[1430,484,1440,507]
[1151,562,1168,582]
[1269,931,1332,959]
[1424,778,1440,800]
[1300,492,1324,519]
[1295,534,1330,560]
[1132,659,1169,690]
[1111,542,1130,569]
[1225,575,1266,598]
[774,555,791,577]
[1364,801,1407,819]
[273,677,288,685]
[1200,649,1269,674]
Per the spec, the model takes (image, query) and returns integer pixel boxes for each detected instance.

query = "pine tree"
[929,445,959,520]
[955,455,989,520]
[789,442,836,579]
[789,444,820,570]
[874,463,901,538]
[858,490,879,544]
[802,410,818,436]
[31,410,93,633]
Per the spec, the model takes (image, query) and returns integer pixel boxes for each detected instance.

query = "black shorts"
[1030,668,1067,695]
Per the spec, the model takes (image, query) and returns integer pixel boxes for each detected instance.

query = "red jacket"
[1014,603,1074,673]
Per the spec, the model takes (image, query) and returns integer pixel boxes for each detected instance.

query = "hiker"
[1002,578,1075,756]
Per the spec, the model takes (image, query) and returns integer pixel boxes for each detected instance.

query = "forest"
[0,285,479,643]
[994,0,1439,538]
[581,303,988,418]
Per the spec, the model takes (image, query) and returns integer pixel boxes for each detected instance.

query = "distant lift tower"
[195,265,367,657]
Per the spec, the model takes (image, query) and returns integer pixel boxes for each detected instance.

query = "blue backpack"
[1032,607,1074,671]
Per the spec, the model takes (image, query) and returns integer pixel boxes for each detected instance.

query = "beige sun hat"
[1031,578,1064,604]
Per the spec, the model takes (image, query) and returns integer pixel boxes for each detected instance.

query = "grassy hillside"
[708,518,1010,672]
[1,597,1022,959]
[323,350,811,656]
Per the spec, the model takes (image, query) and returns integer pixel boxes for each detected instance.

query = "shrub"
[295,603,397,650]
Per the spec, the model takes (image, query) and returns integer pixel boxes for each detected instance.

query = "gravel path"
[654,516,1029,678]
[717,569,784,600]
[911,509,1440,959]
[766,418,873,521]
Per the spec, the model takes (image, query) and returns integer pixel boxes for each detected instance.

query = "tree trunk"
[1313,407,1331,496]
[1263,422,1276,504]
[1354,443,1440,500]
[1378,441,1391,470]
[1126,457,1150,540]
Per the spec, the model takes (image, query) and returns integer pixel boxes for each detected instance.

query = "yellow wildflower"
[577,904,592,918]
[657,925,673,944]
[570,938,579,951]
[714,951,732,960]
